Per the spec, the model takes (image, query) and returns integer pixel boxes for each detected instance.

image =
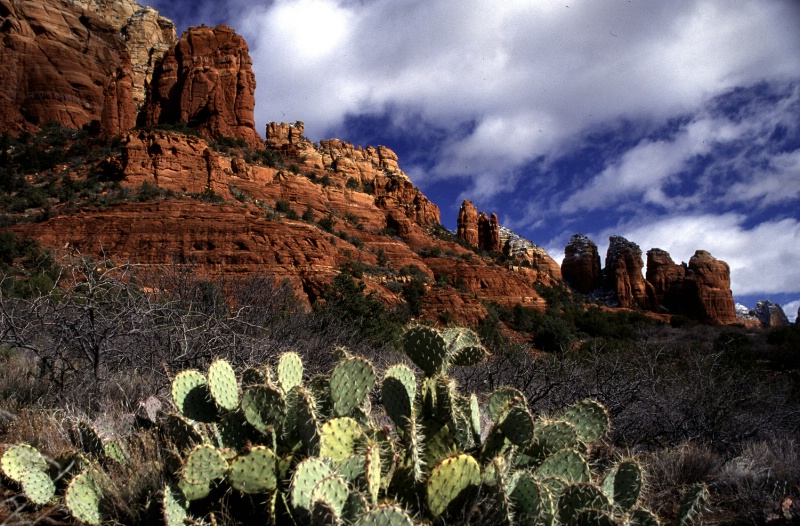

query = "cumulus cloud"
[783,299,800,323]
[227,0,800,185]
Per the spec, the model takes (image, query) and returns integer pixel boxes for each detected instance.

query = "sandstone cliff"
[457,200,501,253]
[604,236,656,310]
[0,0,174,135]
[753,301,790,328]
[562,234,602,294]
[142,25,262,149]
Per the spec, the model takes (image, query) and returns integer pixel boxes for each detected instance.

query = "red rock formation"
[457,201,501,253]
[122,131,232,199]
[143,25,262,149]
[646,248,737,324]
[0,0,174,135]
[604,236,656,310]
[457,200,479,246]
[682,250,737,324]
[101,51,137,136]
[562,234,602,294]
[753,301,790,328]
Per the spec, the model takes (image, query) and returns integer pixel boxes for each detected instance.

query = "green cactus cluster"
[0,326,710,525]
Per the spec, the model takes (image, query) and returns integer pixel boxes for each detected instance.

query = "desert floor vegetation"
[0,252,798,525]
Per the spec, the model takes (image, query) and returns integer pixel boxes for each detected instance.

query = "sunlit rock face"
[143,25,263,150]
[0,0,175,134]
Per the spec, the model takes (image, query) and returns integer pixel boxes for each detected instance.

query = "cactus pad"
[488,386,526,422]
[241,384,286,435]
[384,364,417,400]
[403,326,449,376]
[570,508,617,526]
[162,484,189,526]
[354,505,415,526]
[311,474,349,518]
[241,367,266,387]
[602,459,642,511]
[65,470,102,525]
[215,411,255,450]
[677,483,709,526]
[382,376,413,430]
[227,446,278,493]
[366,441,381,505]
[426,453,481,517]
[557,483,611,523]
[537,449,591,484]
[182,445,227,486]
[331,356,376,416]
[320,417,363,463]
[20,467,55,505]
[531,420,581,459]
[291,457,334,511]
[76,421,106,459]
[559,399,610,443]
[1,444,47,482]
[277,352,304,393]
[207,359,239,410]
[510,472,544,523]
[630,508,660,526]
[498,405,536,447]
[171,370,218,422]
[162,413,205,451]
[444,328,488,366]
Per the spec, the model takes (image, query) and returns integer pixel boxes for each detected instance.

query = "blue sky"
[146,0,800,321]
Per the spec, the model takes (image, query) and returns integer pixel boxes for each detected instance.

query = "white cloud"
[783,299,799,323]
[228,0,800,195]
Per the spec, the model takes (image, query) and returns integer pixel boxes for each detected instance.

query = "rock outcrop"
[499,226,562,286]
[753,301,790,328]
[0,0,175,135]
[645,248,684,308]
[143,25,262,149]
[562,234,602,294]
[679,250,737,324]
[604,236,655,310]
[457,201,479,246]
[122,131,233,199]
[457,200,501,252]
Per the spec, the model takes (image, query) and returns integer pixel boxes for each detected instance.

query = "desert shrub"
[301,205,316,222]
[275,199,298,219]
[317,214,335,232]
[345,176,360,189]
[401,275,426,316]
[314,270,400,346]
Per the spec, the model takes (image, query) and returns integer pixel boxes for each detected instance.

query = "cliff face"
[562,234,602,294]
[604,236,655,310]
[457,200,501,253]
[561,234,737,324]
[142,25,262,149]
[0,0,174,135]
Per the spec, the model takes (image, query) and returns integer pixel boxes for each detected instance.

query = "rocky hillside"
[0,0,744,327]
